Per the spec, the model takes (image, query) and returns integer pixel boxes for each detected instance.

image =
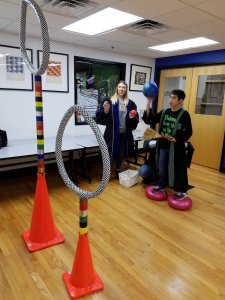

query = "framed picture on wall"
[129,64,152,92]
[37,51,69,92]
[0,44,33,91]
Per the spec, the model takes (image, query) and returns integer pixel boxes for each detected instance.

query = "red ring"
[167,195,192,210]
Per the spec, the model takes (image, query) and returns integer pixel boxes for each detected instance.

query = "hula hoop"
[55,105,111,199]
[20,0,50,75]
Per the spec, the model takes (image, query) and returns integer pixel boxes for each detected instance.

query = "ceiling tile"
[51,30,88,44]
[0,17,14,30]
[150,30,196,42]
[0,1,20,19]
[186,19,225,36]
[4,21,55,38]
[154,7,216,28]
[195,0,225,19]
[99,30,141,43]
[112,0,187,18]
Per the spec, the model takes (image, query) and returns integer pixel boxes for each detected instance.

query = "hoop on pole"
[55,105,110,199]
[20,0,50,75]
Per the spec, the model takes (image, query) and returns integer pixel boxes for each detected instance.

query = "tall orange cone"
[22,173,65,252]
[63,198,103,299]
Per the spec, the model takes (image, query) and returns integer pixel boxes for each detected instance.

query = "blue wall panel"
[155,49,225,71]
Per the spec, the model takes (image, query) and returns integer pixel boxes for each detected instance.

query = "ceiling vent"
[39,0,98,18]
[123,19,169,36]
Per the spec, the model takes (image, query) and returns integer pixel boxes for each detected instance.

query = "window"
[195,74,225,116]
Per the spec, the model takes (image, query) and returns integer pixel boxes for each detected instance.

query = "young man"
[142,89,193,200]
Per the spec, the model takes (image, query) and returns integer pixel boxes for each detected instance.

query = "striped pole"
[35,75,45,174]
[79,198,88,235]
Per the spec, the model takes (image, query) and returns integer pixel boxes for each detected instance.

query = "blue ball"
[143,81,158,98]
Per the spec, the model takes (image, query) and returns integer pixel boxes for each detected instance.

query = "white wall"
[0,32,155,141]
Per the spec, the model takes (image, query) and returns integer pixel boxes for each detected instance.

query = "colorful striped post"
[79,198,88,235]
[22,75,65,252]
[35,75,45,174]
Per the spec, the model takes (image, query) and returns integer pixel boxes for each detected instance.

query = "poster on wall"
[74,56,126,125]
[76,87,98,123]
[129,64,152,92]
[37,51,69,92]
[0,44,33,91]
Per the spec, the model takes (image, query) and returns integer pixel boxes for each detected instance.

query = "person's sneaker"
[151,186,164,193]
[174,192,188,200]
[151,186,167,199]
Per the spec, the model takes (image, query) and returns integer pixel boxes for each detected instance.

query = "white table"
[0,137,84,182]
[0,136,84,159]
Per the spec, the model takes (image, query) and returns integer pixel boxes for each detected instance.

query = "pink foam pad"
[145,185,167,201]
[167,195,192,210]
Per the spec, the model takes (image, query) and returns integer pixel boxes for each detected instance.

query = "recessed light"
[62,7,143,36]
[148,37,219,52]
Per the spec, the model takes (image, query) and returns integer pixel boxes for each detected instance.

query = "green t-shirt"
[159,108,182,147]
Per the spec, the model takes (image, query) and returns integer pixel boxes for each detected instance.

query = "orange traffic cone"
[63,233,104,299]
[22,173,65,251]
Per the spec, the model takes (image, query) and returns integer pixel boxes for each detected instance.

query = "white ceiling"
[0,0,225,59]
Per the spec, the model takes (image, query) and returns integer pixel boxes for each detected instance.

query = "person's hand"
[103,101,110,113]
[76,112,81,122]
[129,109,137,119]
[160,136,176,142]
[146,97,153,112]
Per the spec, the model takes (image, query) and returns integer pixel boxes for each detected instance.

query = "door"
[157,66,225,170]
[189,65,225,169]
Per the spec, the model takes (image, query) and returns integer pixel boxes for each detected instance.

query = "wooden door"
[189,65,225,169]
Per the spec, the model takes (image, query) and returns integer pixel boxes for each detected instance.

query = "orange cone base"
[22,227,65,252]
[62,270,104,299]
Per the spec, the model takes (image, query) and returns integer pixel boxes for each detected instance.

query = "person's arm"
[96,99,111,125]
[146,97,153,116]
[142,97,161,125]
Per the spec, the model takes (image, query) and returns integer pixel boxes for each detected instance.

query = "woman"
[96,80,139,178]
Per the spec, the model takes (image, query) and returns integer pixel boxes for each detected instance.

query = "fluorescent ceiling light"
[62,7,143,36]
[148,37,219,52]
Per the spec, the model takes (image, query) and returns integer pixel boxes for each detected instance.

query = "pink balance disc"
[145,185,167,201]
[167,195,192,210]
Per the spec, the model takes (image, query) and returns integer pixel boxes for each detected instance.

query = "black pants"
[115,132,127,170]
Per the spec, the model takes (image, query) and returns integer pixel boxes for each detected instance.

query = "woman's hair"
[170,89,186,101]
[111,80,129,104]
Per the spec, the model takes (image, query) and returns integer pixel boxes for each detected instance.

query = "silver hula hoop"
[20,0,50,75]
[55,105,111,199]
